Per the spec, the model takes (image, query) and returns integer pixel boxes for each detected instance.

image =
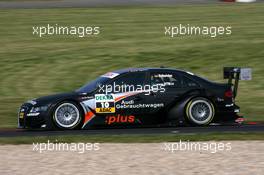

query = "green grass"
[1,132,264,144]
[0,4,264,128]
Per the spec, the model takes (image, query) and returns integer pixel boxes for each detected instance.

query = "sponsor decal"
[105,114,135,125]
[116,100,164,109]
[79,96,94,100]
[162,82,174,86]
[95,94,115,113]
[121,100,134,105]
[93,93,164,114]
[101,72,119,79]
[154,74,173,78]
[216,97,224,102]
[152,73,176,86]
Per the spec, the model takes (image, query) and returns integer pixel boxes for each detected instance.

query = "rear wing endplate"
[223,67,252,98]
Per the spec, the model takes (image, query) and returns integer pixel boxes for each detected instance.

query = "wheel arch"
[166,89,215,125]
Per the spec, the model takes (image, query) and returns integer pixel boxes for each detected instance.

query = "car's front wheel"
[186,97,215,126]
[53,101,83,129]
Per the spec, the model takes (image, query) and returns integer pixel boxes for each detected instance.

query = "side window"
[113,72,146,86]
[105,71,146,93]
[150,72,181,88]
[182,76,199,88]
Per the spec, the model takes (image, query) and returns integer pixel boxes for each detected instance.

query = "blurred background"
[0,2,263,128]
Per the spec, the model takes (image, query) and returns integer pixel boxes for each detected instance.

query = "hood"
[32,92,79,106]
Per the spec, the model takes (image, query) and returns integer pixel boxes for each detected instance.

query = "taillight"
[224,89,233,98]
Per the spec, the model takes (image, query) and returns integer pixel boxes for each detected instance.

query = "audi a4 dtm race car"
[18,67,246,130]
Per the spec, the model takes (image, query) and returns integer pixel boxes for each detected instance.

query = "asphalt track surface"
[0,124,263,137]
[0,0,228,9]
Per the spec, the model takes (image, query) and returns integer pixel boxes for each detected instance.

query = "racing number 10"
[101,102,109,108]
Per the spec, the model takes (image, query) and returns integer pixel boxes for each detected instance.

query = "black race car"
[18,67,243,130]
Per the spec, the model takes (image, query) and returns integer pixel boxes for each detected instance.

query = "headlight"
[30,106,48,113]
[27,99,37,105]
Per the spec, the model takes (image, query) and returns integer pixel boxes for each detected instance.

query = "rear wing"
[223,67,252,98]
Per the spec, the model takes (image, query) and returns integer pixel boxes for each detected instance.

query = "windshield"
[76,77,110,93]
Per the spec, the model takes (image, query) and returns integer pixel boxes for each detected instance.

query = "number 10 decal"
[95,94,115,113]
[101,102,110,108]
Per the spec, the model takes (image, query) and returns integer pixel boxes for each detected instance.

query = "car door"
[95,71,148,126]
[146,71,187,113]
[112,71,148,115]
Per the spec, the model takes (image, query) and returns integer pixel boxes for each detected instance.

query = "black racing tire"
[185,97,215,126]
[52,101,83,130]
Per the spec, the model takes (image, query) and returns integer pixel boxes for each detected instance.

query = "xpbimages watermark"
[32,24,100,37]
[32,140,100,153]
[98,82,166,95]
[162,141,232,153]
[165,24,232,38]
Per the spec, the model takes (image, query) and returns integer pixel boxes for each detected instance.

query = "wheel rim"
[188,100,213,125]
[54,103,80,128]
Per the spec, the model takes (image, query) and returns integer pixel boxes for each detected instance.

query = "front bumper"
[18,104,46,128]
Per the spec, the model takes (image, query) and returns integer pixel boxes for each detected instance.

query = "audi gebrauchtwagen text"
[18,67,244,130]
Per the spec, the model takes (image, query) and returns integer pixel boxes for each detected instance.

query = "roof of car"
[113,67,192,74]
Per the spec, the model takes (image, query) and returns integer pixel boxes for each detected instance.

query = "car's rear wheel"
[186,97,215,126]
[53,102,83,129]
